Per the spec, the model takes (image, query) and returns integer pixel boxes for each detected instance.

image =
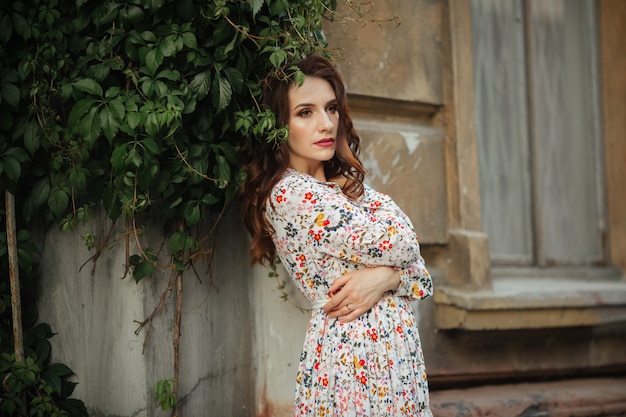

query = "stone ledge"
[434,268,626,329]
[429,377,626,417]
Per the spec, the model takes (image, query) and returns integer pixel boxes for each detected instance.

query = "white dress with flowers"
[266,169,433,417]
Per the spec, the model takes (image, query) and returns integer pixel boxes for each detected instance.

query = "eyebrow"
[292,99,338,111]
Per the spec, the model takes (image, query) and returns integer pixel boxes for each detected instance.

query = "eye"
[326,104,338,113]
[297,109,312,117]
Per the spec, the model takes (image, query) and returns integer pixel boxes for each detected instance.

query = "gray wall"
[38,207,256,416]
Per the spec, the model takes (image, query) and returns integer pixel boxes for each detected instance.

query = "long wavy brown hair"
[240,55,366,266]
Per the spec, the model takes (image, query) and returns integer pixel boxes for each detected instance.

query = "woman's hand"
[323,266,400,322]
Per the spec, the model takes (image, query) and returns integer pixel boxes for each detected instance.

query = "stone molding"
[434,267,626,330]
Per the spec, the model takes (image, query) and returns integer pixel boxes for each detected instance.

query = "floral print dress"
[266,168,434,417]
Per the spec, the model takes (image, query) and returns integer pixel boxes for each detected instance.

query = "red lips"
[315,138,335,147]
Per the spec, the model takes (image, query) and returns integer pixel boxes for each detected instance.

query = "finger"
[338,307,362,323]
[324,278,353,314]
[327,273,352,295]
[323,293,349,316]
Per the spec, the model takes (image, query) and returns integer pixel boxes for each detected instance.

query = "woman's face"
[286,75,339,180]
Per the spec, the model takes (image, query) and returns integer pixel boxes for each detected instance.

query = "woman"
[241,55,433,416]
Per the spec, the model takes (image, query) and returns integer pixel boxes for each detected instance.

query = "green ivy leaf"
[212,71,232,113]
[269,48,287,69]
[132,258,155,282]
[1,156,20,183]
[223,67,244,93]
[48,186,69,218]
[23,120,41,155]
[100,106,121,141]
[214,154,230,188]
[1,82,20,109]
[212,142,238,164]
[184,203,200,227]
[126,111,142,130]
[106,98,126,120]
[202,193,219,205]
[234,110,254,134]
[140,30,158,43]
[102,186,122,221]
[111,144,128,172]
[181,31,197,49]
[4,147,29,162]
[41,371,62,395]
[141,138,160,155]
[57,398,88,416]
[156,69,181,81]
[169,231,188,253]
[120,4,145,26]
[0,13,12,45]
[72,78,103,97]
[190,70,211,99]
[154,378,177,411]
[31,177,51,209]
[159,37,177,57]
[145,48,164,77]
[69,166,88,191]
[249,0,264,17]
[68,98,98,128]
[80,107,102,144]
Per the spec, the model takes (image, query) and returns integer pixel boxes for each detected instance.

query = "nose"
[318,111,334,132]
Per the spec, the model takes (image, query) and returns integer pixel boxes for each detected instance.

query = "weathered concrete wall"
[38,207,255,417]
[250,264,308,415]
[323,0,443,104]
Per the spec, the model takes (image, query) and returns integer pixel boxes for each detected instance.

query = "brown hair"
[240,55,366,266]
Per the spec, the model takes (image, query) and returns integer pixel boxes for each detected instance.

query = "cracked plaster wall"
[37,207,255,417]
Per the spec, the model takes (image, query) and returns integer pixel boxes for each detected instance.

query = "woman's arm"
[395,255,433,299]
[267,174,420,268]
[322,258,432,322]
[358,184,433,299]
[323,266,400,322]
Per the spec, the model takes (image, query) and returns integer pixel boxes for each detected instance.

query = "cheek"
[287,120,308,140]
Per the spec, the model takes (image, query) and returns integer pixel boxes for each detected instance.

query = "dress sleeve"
[267,174,420,269]
[395,255,433,300]
[359,185,433,300]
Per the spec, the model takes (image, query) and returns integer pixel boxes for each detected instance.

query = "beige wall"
[600,0,626,272]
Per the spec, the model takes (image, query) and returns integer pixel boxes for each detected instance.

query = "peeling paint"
[362,152,392,185]
[399,131,421,154]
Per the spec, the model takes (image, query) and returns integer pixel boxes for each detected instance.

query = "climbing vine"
[0,0,398,414]
[0,0,342,414]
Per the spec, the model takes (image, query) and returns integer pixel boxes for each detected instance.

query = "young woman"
[241,55,433,416]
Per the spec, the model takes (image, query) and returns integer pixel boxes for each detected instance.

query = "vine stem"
[172,269,182,417]
[173,143,224,184]
[172,221,185,417]
[5,191,24,361]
